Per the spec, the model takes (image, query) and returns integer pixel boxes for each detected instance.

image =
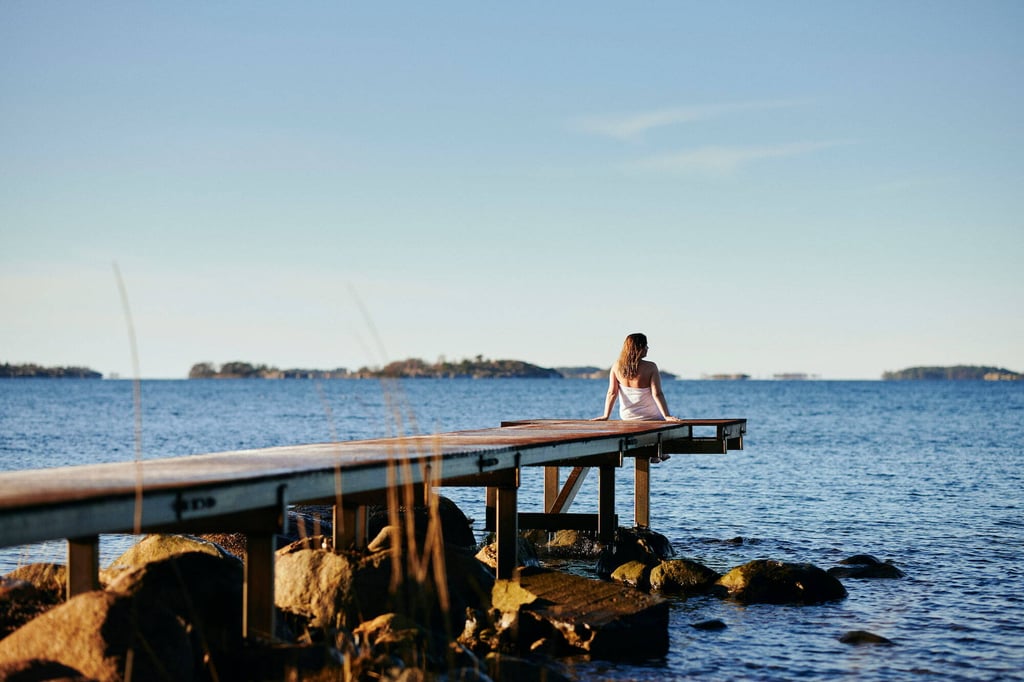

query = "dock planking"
[0,417,745,639]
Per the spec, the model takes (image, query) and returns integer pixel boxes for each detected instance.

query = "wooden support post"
[634,456,650,528]
[67,535,100,598]
[544,466,559,513]
[244,532,276,640]
[598,465,616,544]
[495,484,519,580]
[335,504,368,550]
[550,467,590,514]
[485,487,496,532]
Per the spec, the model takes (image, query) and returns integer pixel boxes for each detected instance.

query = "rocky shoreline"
[0,499,902,681]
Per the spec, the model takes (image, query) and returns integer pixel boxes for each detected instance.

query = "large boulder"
[107,533,235,569]
[649,559,721,595]
[367,496,477,550]
[596,527,674,579]
[716,560,847,605]
[0,591,193,682]
[105,551,243,675]
[274,546,359,629]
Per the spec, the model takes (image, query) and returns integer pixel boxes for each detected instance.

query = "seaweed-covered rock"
[716,560,847,605]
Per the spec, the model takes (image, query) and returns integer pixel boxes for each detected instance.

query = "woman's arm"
[592,369,619,420]
[650,364,680,420]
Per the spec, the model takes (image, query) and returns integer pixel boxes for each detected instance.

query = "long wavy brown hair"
[615,333,648,380]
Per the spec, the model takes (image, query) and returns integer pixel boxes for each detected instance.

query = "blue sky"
[2,2,1022,379]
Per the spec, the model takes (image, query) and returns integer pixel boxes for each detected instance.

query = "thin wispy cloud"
[575,100,805,140]
[624,141,850,176]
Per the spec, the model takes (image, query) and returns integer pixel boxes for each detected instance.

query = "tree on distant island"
[0,363,102,379]
[882,365,1021,381]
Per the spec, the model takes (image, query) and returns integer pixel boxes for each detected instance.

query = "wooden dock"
[0,418,745,639]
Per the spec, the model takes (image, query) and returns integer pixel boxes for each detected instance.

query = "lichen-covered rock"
[0,591,193,682]
[716,560,847,604]
[274,547,359,629]
[649,559,721,595]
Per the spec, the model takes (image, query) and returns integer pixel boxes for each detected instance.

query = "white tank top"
[618,385,664,421]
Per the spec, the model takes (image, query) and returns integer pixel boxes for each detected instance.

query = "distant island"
[190,357,562,380]
[882,365,1021,381]
[189,359,677,380]
[0,363,102,379]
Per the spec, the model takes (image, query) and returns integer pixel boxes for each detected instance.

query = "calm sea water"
[1,378,1022,681]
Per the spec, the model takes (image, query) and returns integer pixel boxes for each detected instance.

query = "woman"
[593,333,680,423]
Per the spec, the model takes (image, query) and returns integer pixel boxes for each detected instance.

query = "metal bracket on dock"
[477,454,500,473]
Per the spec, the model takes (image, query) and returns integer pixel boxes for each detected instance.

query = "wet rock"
[839,630,895,645]
[543,530,602,559]
[610,560,651,590]
[475,536,541,570]
[691,619,727,631]
[649,559,721,595]
[595,526,673,579]
[493,567,669,659]
[0,591,193,682]
[716,560,848,605]
[105,551,243,673]
[828,555,905,579]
